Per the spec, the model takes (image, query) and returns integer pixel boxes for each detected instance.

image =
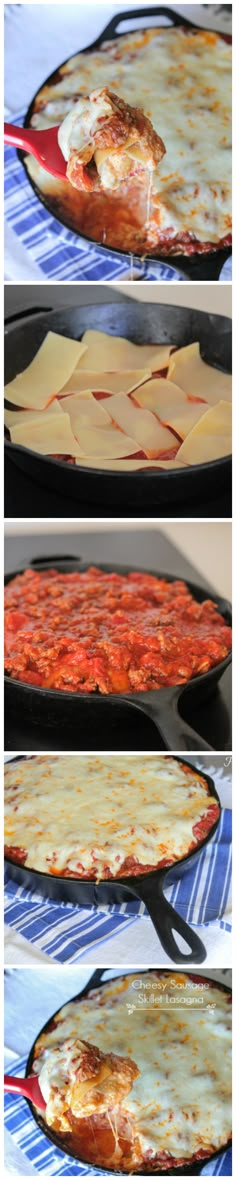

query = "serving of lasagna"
[30,971,232,1171]
[35,1035,139,1128]
[4,567,232,694]
[25,25,232,256]
[58,88,165,193]
[4,755,220,878]
[4,329,232,470]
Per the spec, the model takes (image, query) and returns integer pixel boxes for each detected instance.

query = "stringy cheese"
[168,343,232,405]
[33,971,232,1165]
[177,400,232,463]
[4,332,88,409]
[4,754,216,877]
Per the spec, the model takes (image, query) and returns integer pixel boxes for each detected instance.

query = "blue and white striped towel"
[4,807,231,963]
[4,111,192,284]
[4,1054,232,1176]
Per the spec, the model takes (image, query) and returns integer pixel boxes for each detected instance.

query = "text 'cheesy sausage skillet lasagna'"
[27,26,232,255]
[4,567,232,694]
[4,755,219,879]
[31,972,232,1171]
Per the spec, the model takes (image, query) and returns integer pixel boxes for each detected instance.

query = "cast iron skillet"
[4,556,232,753]
[5,754,221,965]
[4,301,232,515]
[20,6,232,282]
[25,967,232,1174]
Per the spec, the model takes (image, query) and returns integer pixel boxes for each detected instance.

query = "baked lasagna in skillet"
[26,26,232,255]
[31,971,232,1171]
[4,755,219,878]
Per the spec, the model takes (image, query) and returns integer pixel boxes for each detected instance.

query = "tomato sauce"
[4,567,231,695]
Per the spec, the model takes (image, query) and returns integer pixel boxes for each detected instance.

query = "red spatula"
[4,1072,46,1111]
[4,123,67,181]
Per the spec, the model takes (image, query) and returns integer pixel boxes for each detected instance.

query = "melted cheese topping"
[33,972,232,1166]
[31,27,231,245]
[4,755,217,878]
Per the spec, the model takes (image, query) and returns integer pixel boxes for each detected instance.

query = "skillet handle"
[29,555,82,566]
[86,968,108,989]
[126,687,213,752]
[130,875,206,964]
[99,7,196,41]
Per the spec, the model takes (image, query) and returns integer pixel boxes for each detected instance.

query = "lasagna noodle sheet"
[61,370,151,395]
[61,393,111,428]
[5,400,64,429]
[4,332,88,410]
[10,410,83,456]
[134,377,208,438]
[101,393,175,456]
[168,343,232,405]
[76,456,186,471]
[77,331,173,372]
[177,400,232,464]
[70,424,140,458]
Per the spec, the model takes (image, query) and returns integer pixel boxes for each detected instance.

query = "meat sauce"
[4,567,231,695]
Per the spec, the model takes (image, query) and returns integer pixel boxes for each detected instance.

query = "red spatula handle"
[4,1073,46,1109]
[4,123,39,153]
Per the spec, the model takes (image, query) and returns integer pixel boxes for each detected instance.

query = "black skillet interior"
[4,557,232,754]
[4,755,221,964]
[4,301,232,515]
[20,6,232,281]
[25,966,232,1175]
